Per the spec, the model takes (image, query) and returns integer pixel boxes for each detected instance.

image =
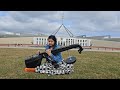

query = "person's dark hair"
[47,35,57,47]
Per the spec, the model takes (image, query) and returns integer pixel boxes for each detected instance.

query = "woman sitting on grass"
[37,35,63,66]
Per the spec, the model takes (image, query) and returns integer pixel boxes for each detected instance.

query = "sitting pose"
[25,36,83,75]
[37,35,63,68]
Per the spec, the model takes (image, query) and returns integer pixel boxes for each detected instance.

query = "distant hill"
[104,38,120,42]
[0,33,120,42]
[76,35,120,42]
[0,33,48,38]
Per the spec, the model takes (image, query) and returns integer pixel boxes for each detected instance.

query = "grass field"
[0,48,120,79]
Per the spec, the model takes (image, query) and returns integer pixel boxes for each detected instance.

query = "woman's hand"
[36,50,40,55]
[46,49,52,56]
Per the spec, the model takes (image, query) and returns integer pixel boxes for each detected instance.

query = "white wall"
[33,37,91,46]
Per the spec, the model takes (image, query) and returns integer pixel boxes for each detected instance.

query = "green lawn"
[0,48,120,79]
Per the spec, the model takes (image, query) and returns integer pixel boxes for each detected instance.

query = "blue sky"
[0,11,120,37]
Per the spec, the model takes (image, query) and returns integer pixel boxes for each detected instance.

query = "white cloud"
[0,11,120,37]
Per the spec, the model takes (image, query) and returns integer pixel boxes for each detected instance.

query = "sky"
[0,11,120,37]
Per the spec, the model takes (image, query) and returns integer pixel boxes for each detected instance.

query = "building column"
[89,39,91,46]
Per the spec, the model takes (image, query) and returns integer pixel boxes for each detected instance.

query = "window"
[68,39,70,44]
[58,41,60,45]
[63,42,65,46]
[83,43,84,46]
[61,42,62,46]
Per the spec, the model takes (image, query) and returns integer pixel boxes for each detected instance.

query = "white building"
[33,36,91,46]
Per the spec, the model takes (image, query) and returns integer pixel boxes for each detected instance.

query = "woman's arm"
[46,49,62,63]
[45,45,62,63]
[50,53,62,63]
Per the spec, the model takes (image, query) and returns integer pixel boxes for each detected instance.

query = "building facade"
[33,37,91,46]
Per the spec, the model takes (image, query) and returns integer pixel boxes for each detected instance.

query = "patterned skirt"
[35,60,74,76]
